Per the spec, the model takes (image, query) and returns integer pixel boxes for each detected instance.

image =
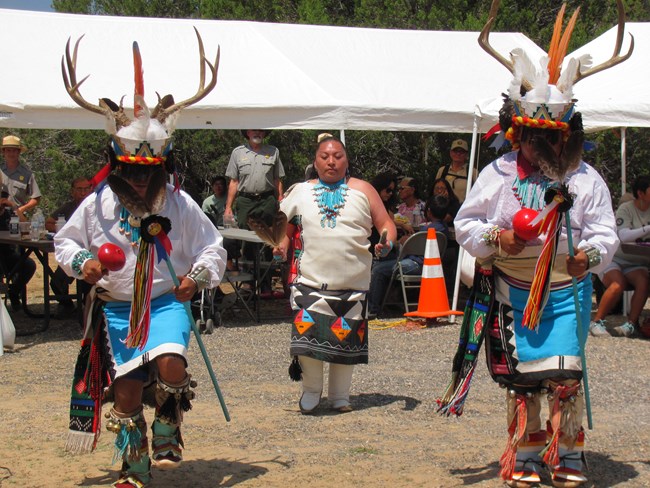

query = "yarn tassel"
[437,363,477,416]
[437,267,492,415]
[288,356,303,381]
[521,209,561,330]
[541,383,580,467]
[126,242,155,349]
[499,395,528,480]
[112,423,143,464]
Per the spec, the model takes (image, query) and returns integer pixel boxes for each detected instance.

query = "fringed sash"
[437,266,495,416]
[66,297,110,454]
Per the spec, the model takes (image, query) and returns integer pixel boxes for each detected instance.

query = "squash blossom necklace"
[313,177,348,228]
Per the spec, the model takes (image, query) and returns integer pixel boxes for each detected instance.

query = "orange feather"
[132,41,144,117]
[547,3,567,84]
[553,7,580,84]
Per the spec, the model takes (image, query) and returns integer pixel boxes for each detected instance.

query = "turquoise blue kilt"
[103,293,190,379]
[487,274,591,386]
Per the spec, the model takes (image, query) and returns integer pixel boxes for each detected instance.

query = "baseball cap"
[450,139,468,152]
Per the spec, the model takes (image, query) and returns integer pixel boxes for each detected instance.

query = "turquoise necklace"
[118,207,142,246]
[512,173,555,210]
[313,178,348,228]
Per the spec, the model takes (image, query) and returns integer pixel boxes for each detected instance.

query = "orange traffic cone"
[404,228,463,319]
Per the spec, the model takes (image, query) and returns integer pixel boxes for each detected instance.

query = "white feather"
[507,48,526,100]
[163,111,180,136]
[509,49,551,103]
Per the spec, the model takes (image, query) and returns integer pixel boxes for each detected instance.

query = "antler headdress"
[62,27,220,205]
[480,0,633,181]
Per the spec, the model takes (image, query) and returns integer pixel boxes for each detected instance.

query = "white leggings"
[299,356,354,408]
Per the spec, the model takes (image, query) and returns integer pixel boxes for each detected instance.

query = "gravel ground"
[1,290,649,488]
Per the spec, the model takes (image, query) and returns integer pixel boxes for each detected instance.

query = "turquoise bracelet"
[72,249,95,276]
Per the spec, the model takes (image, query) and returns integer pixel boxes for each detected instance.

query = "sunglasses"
[384,187,395,194]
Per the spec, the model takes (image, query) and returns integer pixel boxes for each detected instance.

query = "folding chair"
[222,270,257,321]
[379,230,447,315]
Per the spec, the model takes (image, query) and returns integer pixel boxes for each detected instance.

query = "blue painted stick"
[164,258,231,422]
[564,212,593,430]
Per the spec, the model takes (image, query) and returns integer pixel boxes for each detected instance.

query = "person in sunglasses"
[435,139,477,203]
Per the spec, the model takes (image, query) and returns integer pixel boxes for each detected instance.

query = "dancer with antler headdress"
[54,30,225,488]
[437,2,632,487]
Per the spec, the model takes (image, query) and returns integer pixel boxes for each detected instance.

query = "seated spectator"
[395,177,425,239]
[0,135,38,311]
[424,194,456,296]
[367,183,425,319]
[423,194,450,238]
[45,177,92,232]
[430,178,461,225]
[202,175,241,273]
[0,203,36,312]
[45,176,92,314]
[589,175,650,338]
[369,172,398,252]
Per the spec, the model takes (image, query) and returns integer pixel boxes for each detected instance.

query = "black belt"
[238,190,274,200]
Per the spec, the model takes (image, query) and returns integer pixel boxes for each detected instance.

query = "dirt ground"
[1,258,649,488]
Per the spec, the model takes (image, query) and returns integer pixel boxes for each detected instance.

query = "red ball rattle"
[97,243,126,271]
[512,208,543,241]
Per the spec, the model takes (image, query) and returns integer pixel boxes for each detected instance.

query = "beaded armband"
[71,249,95,276]
[187,265,211,291]
[584,246,602,270]
[481,225,502,248]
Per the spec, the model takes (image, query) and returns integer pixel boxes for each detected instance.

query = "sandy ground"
[1,258,649,488]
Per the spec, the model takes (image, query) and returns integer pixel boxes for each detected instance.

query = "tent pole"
[340,129,346,146]
[450,115,480,322]
[621,127,627,196]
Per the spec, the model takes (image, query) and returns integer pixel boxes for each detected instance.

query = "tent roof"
[0,8,544,132]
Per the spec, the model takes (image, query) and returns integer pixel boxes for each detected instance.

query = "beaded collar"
[313,178,348,228]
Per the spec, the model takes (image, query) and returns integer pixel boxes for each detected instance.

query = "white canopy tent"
[0,8,546,133]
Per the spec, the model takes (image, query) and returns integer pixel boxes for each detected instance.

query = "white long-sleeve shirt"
[455,151,618,278]
[54,184,226,301]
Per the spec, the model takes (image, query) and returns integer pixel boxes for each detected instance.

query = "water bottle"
[9,211,19,235]
[31,208,45,240]
[30,218,40,241]
[55,214,66,232]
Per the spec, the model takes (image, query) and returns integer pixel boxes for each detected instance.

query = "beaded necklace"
[512,173,555,211]
[313,178,348,228]
[118,207,142,246]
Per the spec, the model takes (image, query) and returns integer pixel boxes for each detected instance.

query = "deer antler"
[478,1,511,73]
[573,0,634,83]
[61,36,111,117]
[152,27,220,124]
[62,36,131,131]
[479,0,532,91]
